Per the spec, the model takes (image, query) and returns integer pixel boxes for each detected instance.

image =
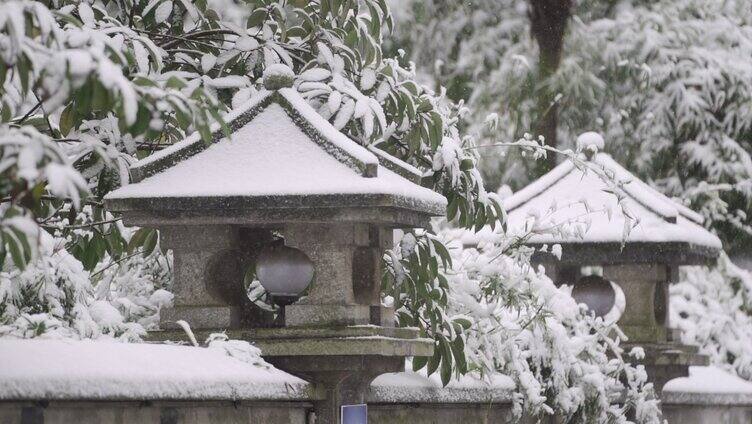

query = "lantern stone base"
[624,341,708,393]
[620,324,668,344]
[160,305,245,330]
[284,304,370,327]
[148,325,433,424]
[284,304,394,327]
[148,325,433,357]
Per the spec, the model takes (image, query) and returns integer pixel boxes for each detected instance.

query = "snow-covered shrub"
[672,253,752,381]
[385,225,662,422]
[0,228,172,341]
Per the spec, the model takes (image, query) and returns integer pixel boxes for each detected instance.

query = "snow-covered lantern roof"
[503,132,715,391]
[505,131,721,266]
[105,65,446,332]
[105,70,445,229]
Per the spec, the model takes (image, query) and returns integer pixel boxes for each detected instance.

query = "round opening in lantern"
[572,275,625,322]
[256,245,314,305]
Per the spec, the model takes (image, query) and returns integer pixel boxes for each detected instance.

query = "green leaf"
[127,228,150,253]
[286,26,307,38]
[75,80,93,116]
[432,239,452,268]
[426,343,442,376]
[439,338,453,386]
[59,104,75,136]
[129,105,151,136]
[91,82,109,110]
[0,236,6,270]
[142,229,158,257]
[166,76,186,89]
[247,8,267,28]
[446,197,459,221]
[0,63,7,87]
[6,235,26,271]
[412,355,429,371]
[1,101,11,123]
[18,55,30,94]
[450,336,468,375]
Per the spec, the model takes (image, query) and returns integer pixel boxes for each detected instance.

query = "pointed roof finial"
[263,64,295,90]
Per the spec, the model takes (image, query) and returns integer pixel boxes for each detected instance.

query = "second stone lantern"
[105,65,445,423]
[503,132,722,392]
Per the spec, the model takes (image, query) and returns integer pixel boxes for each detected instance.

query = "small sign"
[341,403,367,424]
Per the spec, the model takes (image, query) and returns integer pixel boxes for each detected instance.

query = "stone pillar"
[283,223,393,327]
[159,225,246,330]
[603,263,668,343]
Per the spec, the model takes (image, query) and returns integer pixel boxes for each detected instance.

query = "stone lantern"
[105,65,444,423]
[503,132,721,392]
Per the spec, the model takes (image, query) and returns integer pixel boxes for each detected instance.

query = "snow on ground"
[662,366,752,405]
[0,338,310,401]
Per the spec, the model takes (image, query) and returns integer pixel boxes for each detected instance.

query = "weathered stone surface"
[117,204,434,228]
[282,223,394,327]
[160,305,244,330]
[368,404,519,424]
[604,264,668,340]
[160,225,241,308]
[147,326,434,358]
[0,401,310,424]
[284,304,371,327]
[270,355,402,424]
[662,404,752,424]
[531,241,719,266]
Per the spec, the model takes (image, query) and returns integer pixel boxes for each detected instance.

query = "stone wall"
[3,397,752,423]
[0,401,311,424]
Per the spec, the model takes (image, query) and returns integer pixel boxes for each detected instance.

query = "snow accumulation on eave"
[501,153,721,249]
[662,366,752,406]
[0,338,310,401]
[106,102,446,208]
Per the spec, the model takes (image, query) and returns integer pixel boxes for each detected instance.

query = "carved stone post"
[159,225,245,330]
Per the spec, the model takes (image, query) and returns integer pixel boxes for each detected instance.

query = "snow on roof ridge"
[278,87,378,171]
[503,160,576,212]
[124,88,380,184]
[367,144,423,184]
[594,153,705,224]
[592,153,703,224]
[129,90,274,182]
[593,153,680,223]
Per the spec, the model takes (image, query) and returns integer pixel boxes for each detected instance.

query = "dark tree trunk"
[529,0,573,174]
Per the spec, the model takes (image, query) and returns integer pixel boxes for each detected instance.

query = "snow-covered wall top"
[662,366,752,406]
[0,339,515,404]
[0,339,310,401]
